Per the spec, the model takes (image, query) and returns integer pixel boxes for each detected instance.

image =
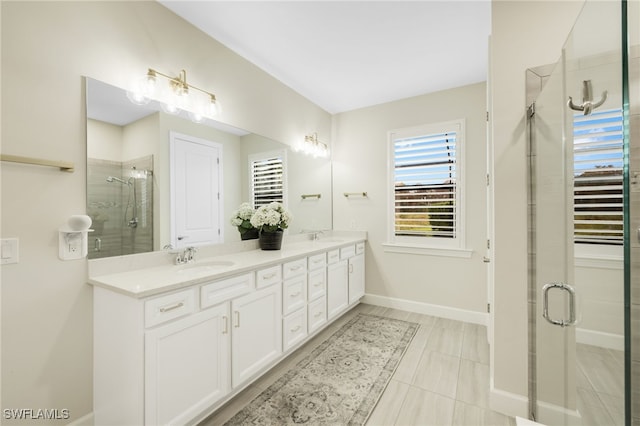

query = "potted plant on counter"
[250,202,292,250]
[231,202,259,240]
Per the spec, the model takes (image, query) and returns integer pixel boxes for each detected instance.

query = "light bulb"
[161,101,180,115]
[188,111,205,123]
[207,96,220,117]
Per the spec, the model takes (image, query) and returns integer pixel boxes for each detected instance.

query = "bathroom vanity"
[89,233,365,426]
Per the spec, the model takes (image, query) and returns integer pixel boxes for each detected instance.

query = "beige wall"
[490,0,584,414]
[332,82,488,314]
[0,1,330,423]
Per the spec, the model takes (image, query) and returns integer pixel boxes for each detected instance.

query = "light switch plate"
[1,238,19,264]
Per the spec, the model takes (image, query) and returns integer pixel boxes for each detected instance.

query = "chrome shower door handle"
[542,282,577,327]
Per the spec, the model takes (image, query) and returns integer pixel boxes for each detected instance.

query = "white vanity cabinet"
[145,303,230,426]
[231,281,282,386]
[91,236,366,426]
[348,242,366,304]
[282,258,308,351]
[327,249,349,320]
[307,252,327,333]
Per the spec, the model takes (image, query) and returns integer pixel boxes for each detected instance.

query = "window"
[573,109,623,245]
[249,150,287,209]
[388,120,465,251]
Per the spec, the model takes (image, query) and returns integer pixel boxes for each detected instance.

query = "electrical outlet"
[59,231,85,260]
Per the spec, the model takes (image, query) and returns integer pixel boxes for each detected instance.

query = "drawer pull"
[222,316,229,334]
[289,265,303,271]
[290,291,302,298]
[314,311,323,318]
[312,258,323,264]
[234,311,240,328]
[263,272,277,280]
[290,325,301,333]
[159,302,184,313]
[313,282,323,287]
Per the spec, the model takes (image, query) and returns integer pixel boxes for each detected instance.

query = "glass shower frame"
[527,1,632,424]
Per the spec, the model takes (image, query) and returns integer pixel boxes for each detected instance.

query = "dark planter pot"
[240,227,259,240]
[259,230,284,250]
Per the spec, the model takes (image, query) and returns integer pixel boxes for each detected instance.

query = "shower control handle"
[542,282,576,327]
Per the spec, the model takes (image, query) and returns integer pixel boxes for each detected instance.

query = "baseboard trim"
[362,293,488,326]
[67,412,94,426]
[537,400,581,426]
[576,327,624,351]
[489,383,529,419]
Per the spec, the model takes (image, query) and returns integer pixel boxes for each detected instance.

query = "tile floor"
[200,303,516,426]
[576,343,625,425]
[200,303,627,425]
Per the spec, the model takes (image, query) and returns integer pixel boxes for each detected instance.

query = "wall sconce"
[127,68,219,123]
[296,133,330,158]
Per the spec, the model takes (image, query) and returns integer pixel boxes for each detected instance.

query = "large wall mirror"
[86,78,332,259]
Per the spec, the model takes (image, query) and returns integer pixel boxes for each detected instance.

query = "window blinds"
[573,109,624,245]
[251,156,284,208]
[393,131,457,238]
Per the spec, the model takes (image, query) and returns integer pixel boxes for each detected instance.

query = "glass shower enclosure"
[527,1,637,424]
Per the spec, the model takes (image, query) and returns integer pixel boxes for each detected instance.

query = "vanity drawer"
[356,242,365,255]
[256,265,282,289]
[283,258,307,279]
[308,296,327,334]
[308,253,326,270]
[327,249,340,264]
[283,307,307,351]
[283,275,307,315]
[201,273,254,309]
[307,268,326,301]
[340,245,356,260]
[145,289,196,328]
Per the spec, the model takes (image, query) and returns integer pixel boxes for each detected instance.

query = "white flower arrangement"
[230,202,256,235]
[250,202,292,233]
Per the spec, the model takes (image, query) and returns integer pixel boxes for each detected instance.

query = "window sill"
[382,243,473,258]
[574,254,623,270]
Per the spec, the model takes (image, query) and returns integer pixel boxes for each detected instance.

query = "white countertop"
[88,233,365,298]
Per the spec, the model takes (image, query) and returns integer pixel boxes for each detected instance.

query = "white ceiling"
[159,1,491,114]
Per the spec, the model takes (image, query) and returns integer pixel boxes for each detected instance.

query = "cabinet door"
[327,260,348,320]
[231,284,282,387]
[348,253,365,304]
[145,304,230,426]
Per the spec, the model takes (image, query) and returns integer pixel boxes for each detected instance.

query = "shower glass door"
[532,1,626,424]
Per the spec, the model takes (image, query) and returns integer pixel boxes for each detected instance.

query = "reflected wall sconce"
[127,68,219,123]
[296,133,330,158]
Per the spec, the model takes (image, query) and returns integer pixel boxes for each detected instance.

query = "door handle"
[177,235,189,241]
[542,282,576,327]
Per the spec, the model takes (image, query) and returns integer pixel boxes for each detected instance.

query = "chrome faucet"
[174,246,197,265]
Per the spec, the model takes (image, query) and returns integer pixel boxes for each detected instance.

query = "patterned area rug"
[224,313,419,425]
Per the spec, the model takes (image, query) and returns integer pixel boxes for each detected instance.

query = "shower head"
[106,176,131,185]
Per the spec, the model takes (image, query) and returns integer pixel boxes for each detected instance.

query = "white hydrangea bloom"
[250,202,292,231]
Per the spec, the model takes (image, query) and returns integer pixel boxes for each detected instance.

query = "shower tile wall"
[87,156,153,259]
[123,155,154,256]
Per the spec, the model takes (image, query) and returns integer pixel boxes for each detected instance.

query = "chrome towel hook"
[567,80,607,116]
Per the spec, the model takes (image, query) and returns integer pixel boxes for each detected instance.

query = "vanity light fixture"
[127,68,219,123]
[298,133,330,158]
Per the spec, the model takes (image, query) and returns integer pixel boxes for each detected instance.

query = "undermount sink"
[176,259,236,273]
